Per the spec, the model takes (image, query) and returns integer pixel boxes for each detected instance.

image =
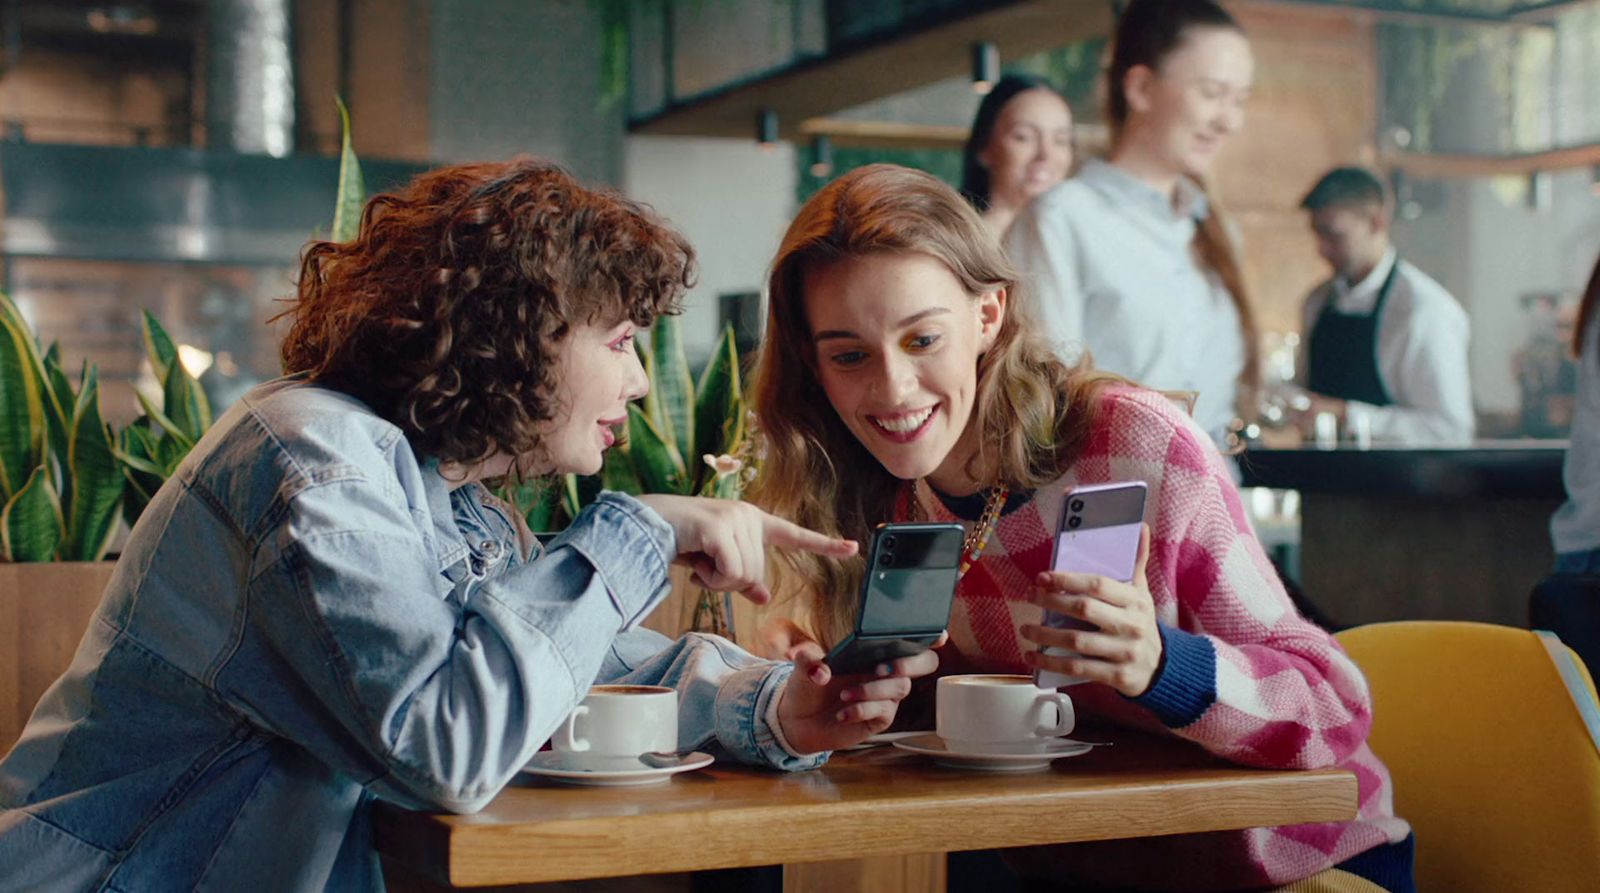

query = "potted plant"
[0,292,216,745]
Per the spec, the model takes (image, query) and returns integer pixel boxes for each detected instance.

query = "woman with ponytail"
[1006,0,1259,448]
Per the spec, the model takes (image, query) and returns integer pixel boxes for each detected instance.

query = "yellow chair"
[1335,621,1600,893]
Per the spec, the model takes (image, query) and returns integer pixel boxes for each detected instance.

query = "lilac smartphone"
[1034,481,1148,689]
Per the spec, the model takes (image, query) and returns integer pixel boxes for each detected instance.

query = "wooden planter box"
[0,561,116,753]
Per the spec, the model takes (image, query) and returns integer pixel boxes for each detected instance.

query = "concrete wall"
[624,136,798,363]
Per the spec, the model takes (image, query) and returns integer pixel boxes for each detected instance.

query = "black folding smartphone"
[823,522,965,676]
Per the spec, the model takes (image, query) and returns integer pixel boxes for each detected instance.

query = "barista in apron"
[1295,167,1474,446]
[1307,259,1401,408]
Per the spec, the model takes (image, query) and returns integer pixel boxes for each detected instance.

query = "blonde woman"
[748,164,1413,892]
[1005,0,1260,447]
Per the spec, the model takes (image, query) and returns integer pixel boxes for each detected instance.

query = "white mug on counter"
[935,674,1075,754]
[552,684,678,770]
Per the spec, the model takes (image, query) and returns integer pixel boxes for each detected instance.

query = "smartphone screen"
[858,525,964,635]
[1038,481,1148,688]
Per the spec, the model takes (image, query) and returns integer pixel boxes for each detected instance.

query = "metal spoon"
[638,751,695,769]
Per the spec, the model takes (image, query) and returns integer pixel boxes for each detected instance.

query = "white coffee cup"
[935,674,1075,754]
[552,684,678,770]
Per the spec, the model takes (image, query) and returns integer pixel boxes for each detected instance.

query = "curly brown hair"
[278,158,694,466]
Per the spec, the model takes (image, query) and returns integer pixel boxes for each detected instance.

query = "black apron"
[1307,259,1402,407]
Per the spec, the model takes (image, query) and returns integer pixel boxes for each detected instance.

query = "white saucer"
[520,751,714,786]
[838,730,928,751]
[892,733,1094,771]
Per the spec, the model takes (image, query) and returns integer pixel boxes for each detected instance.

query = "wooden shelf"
[630,0,1111,142]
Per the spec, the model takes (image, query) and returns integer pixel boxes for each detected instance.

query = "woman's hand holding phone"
[774,634,944,754]
[1021,524,1162,698]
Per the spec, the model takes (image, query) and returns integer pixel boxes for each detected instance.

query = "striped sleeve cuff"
[1129,624,1217,728]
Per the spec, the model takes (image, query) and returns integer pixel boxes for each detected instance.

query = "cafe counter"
[1239,440,1566,628]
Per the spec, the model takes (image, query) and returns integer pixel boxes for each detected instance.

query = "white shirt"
[1553,314,1600,554]
[1296,248,1475,447]
[1004,159,1247,446]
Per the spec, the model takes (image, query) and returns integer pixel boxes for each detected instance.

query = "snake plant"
[114,312,213,528]
[0,292,123,562]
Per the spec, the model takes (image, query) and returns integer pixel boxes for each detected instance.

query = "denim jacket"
[0,378,822,892]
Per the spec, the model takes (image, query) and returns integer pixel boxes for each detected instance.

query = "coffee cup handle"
[556,705,590,752]
[1034,692,1075,737]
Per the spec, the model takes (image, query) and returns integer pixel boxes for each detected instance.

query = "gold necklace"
[912,480,1009,579]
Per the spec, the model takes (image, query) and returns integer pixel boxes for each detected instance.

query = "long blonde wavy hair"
[746,164,1129,647]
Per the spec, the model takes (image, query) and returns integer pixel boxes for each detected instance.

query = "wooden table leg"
[784,853,945,893]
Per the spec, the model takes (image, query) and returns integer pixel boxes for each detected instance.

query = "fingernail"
[875,664,892,677]
[839,689,853,702]
[836,710,849,722]
[810,667,827,683]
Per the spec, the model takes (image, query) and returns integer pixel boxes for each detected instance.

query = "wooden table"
[374,732,1358,891]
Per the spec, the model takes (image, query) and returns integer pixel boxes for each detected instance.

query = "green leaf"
[113,445,164,477]
[62,366,122,561]
[599,442,643,495]
[650,316,695,467]
[116,423,162,527]
[692,324,744,489]
[161,359,212,443]
[141,310,179,388]
[1,464,63,562]
[561,474,582,520]
[118,469,159,530]
[40,343,76,483]
[637,348,672,453]
[135,389,196,453]
[524,480,566,532]
[332,96,367,243]
[572,471,604,509]
[153,433,189,477]
[627,403,686,494]
[0,302,46,501]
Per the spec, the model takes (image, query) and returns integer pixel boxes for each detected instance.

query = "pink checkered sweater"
[900,387,1411,891]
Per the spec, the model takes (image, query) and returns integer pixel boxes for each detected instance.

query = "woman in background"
[1552,252,1600,572]
[958,74,1074,237]
[1005,0,1259,448]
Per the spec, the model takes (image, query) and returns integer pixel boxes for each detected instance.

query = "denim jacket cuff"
[547,491,675,629]
[714,662,828,771]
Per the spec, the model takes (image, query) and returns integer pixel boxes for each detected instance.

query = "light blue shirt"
[1005,158,1247,445]
[0,378,820,892]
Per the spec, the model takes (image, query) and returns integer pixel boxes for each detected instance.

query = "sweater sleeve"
[1132,397,1376,770]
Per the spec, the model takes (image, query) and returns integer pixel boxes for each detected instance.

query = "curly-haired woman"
[747,164,1414,892]
[0,159,932,892]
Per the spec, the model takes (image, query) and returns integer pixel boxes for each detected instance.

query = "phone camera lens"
[880,552,896,568]
[1067,516,1082,529]
[882,535,898,551]
[1070,499,1085,512]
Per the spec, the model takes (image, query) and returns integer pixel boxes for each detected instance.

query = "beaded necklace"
[911,480,1010,580]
